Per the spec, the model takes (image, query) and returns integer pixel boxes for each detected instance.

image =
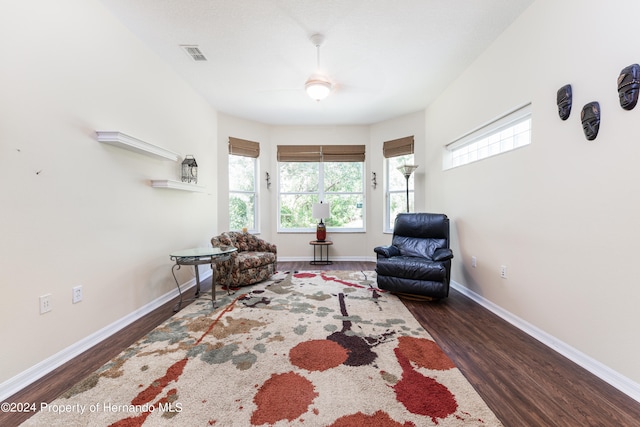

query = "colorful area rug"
[23,271,502,426]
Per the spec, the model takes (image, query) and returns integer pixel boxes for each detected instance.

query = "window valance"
[277,145,365,162]
[383,136,414,158]
[229,137,260,158]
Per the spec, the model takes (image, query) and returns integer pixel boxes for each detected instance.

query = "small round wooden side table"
[309,240,333,265]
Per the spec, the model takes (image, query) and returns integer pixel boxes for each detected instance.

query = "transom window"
[443,103,532,170]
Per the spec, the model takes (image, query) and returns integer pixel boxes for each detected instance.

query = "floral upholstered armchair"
[210,232,277,288]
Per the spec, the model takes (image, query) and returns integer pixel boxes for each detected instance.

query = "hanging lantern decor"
[181,155,198,184]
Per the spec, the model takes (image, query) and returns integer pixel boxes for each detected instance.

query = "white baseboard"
[0,272,210,403]
[450,280,640,403]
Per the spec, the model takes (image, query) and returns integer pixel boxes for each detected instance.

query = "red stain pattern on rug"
[130,358,187,406]
[289,339,348,371]
[328,410,417,427]
[393,347,458,422]
[250,372,318,425]
[109,387,179,427]
[106,358,187,427]
[397,335,456,371]
[321,271,367,289]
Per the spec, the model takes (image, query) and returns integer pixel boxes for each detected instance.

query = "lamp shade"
[397,164,418,213]
[312,202,331,220]
[397,164,418,178]
[305,76,332,101]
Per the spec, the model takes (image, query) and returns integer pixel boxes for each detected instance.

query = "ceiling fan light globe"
[305,78,332,101]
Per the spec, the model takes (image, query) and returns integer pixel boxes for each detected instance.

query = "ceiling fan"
[304,33,333,101]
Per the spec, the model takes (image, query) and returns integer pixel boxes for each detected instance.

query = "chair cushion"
[392,236,447,259]
[236,251,276,271]
[376,256,447,282]
[393,213,449,239]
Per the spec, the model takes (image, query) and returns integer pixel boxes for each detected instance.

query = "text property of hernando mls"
[1,401,183,415]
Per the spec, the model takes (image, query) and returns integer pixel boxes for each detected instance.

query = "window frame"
[384,154,415,233]
[228,154,258,232]
[277,160,366,233]
[382,136,415,233]
[443,103,532,170]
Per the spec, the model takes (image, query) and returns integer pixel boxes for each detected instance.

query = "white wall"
[424,0,640,383]
[0,0,219,383]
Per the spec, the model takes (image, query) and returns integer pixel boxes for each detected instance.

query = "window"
[443,103,532,170]
[386,154,415,231]
[229,137,259,231]
[277,145,365,232]
[383,136,415,232]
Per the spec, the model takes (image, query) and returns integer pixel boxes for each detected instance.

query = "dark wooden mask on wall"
[617,64,640,110]
[556,84,572,120]
[581,101,601,141]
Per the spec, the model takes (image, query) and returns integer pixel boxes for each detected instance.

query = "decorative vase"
[316,221,326,242]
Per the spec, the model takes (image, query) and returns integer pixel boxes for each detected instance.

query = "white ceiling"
[98,0,534,126]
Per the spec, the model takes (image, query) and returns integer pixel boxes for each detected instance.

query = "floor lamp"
[397,164,418,212]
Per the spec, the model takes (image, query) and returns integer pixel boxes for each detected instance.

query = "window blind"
[229,137,260,158]
[445,103,531,151]
[277,145,365,162]
[383,136,414,158]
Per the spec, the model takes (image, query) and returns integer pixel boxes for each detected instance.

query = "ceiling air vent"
[181,45,207,61]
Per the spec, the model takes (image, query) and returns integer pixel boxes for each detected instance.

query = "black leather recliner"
[374,213,453,300]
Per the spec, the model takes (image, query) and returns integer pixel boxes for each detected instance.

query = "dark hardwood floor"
[3,261,640,426]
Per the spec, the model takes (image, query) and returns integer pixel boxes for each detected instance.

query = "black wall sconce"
[265,172,271,189]
[181,155,198,184]
[371,172,377,189]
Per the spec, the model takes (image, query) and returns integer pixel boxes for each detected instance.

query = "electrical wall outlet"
[471,256,477,268]
[500,265,507,279]
[40,294,52,314]
[72,285,83,304]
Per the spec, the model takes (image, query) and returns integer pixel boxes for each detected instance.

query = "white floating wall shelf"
[96,131,179,161]
[150,180,206,192]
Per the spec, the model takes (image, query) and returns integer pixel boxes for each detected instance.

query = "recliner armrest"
[433,248,453,261]
[374,245,401,258]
